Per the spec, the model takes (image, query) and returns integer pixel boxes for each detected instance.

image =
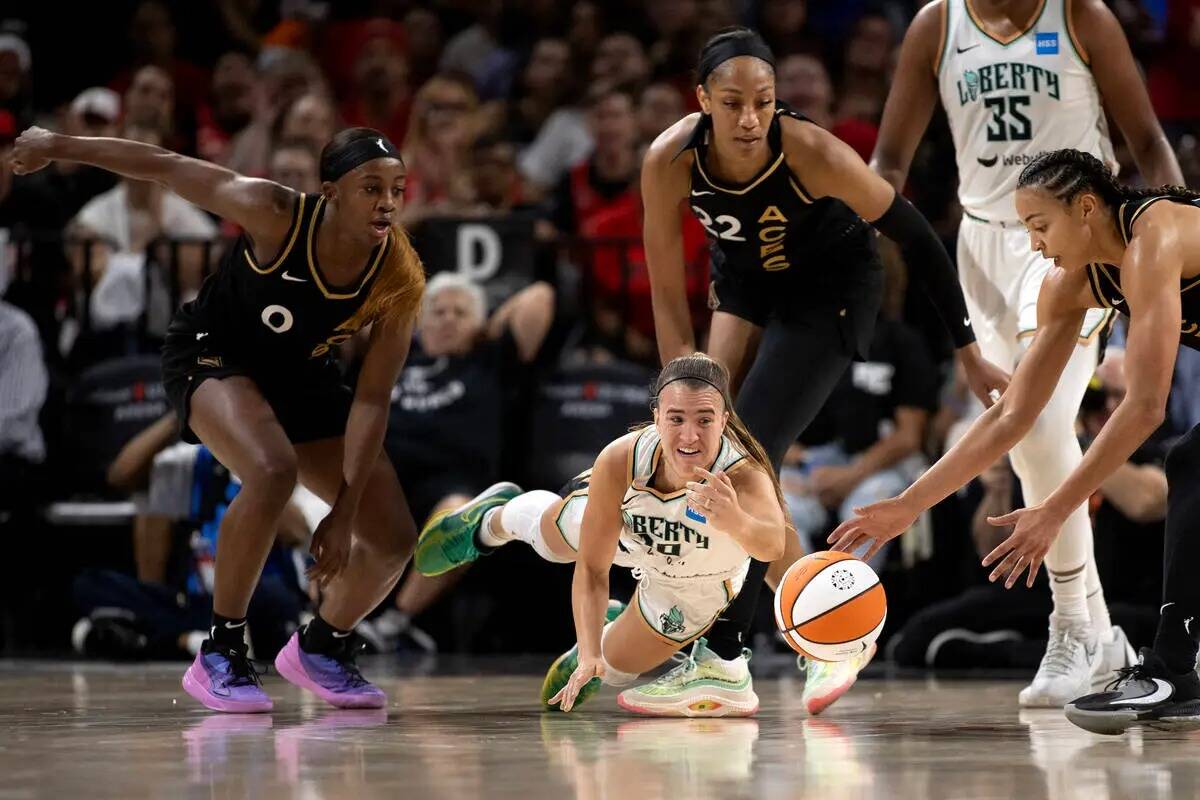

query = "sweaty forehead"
[658,383,724,411]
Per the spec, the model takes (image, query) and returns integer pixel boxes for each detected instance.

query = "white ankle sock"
[476,507,512,548]
[499,490,570,563]
[1085,559,1115,643]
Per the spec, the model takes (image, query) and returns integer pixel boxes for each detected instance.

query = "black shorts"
[161,331,352,445]
[708,236,884,359]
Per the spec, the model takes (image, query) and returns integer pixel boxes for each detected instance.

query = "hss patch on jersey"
[937,0,1114,221]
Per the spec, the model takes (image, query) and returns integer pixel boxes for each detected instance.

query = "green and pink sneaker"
[617,638,759,718]
[414,482,522,576]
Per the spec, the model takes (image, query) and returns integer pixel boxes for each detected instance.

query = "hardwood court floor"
[1,659,1198,799]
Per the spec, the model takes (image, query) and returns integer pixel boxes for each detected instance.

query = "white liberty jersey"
[617,427,751,582]
[938,0,1114,222]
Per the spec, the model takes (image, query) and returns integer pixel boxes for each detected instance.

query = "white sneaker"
[1090,625,1137,691]
[1018,617,1099,708]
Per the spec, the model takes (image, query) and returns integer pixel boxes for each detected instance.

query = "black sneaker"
[1065,647,1200,735]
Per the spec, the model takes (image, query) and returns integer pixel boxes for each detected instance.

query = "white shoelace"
[1041,630,1082,677]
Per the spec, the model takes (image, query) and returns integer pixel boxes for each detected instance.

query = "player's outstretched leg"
[414,482,523,575]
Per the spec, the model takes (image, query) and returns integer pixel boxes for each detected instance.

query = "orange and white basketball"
[773,551,886,662]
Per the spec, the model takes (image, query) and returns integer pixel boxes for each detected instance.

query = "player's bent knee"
[245,448,298,501]
[598,618,648,684]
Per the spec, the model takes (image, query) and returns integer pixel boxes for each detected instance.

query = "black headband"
[697,34,776,86]
[321,135,403,183]
[654,375,725,400]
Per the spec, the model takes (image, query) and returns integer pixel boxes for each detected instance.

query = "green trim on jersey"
[963,0,1049,48]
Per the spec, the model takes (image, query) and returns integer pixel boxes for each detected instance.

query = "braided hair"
[1017,149,1200,210]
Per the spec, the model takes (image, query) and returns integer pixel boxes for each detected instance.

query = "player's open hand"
[827,495,920,560]
[549,656,604,712]
[686,468,741,530]
[10,127,58,175]
[960,344,1010,407]
[981,503,1065,589]
[307,504,354,586]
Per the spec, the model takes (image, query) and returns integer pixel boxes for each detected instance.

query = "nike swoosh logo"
[332,631,352,638]
[282,271,307,283]
[690,190,715,196]
[1111,297,1124,306]
[977,155,998,167]
[195,332,208,340]
[957,44,980,53]
[224,620,247,629]
[1121,678,1174,706]
[963,317,971,327]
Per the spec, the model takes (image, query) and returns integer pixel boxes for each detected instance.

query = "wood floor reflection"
[2,660,1198,799]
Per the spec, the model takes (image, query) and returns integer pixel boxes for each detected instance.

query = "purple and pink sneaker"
[274,631,387,709]
[182,642,273,713]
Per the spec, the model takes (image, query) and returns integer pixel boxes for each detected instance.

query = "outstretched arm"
[550,438,628,711]
[790,122,1009,404]
[12,127,295,248]
[828,270,1088,566]
[980,210,1182,585]
[642,125,698,366]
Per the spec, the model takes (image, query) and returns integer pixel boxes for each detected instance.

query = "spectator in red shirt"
[549,84,640,238]
[582,192,710,364]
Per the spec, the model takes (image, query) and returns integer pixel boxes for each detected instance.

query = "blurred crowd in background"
[1,0,1199,669]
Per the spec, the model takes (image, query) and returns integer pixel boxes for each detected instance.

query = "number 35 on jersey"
[691,204,792,272]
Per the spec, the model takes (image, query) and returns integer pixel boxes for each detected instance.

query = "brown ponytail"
[347,222,426,330]
[646,353,789,522]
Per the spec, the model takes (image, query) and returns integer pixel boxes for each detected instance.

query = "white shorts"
[553,491,749,644]
[957,214,1111,368]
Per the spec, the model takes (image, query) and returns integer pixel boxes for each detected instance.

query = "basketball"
[774,551,887,662]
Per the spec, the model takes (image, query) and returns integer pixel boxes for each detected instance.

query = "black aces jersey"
[1084,194,1200,351]
[681,102,874,290]
[171,193,389,368]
